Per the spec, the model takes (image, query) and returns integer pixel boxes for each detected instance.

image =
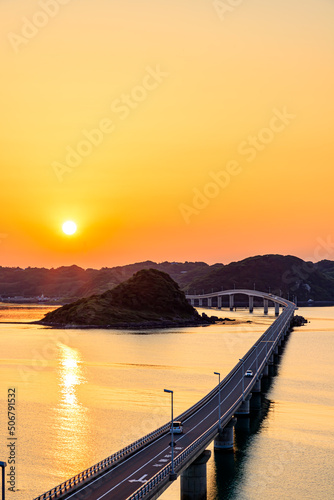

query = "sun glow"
[62,221,77,236]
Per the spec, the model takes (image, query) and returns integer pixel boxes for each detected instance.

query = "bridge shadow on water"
[209,336,290,500]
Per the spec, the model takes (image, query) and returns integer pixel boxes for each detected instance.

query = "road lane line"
[64,313,287,499]
[64,432,170,499]
[96,445,173,498]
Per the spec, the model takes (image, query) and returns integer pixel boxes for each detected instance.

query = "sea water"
[0,304,333,499]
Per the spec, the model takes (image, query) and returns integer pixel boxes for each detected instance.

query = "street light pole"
[214,372,221,428]
[164,389,176,478]
[0,462,6,500]
[239,358,244,401]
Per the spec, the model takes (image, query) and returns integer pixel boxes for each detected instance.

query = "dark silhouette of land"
[39,269,217,329]
[1,255,334,304]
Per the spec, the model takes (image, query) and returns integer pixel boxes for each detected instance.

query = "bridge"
[34,290,297,500]
[186,288,295,315]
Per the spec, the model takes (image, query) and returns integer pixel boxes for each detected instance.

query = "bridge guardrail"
[32,422,172,500]
[125,420,221,500]
[126,307,296,500]
[175,304,294,425]
[126,369,267,500]
[33,360,244,500]
[33,347,254,500]
[34,302,295,500]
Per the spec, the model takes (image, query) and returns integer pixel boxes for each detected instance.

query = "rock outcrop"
[40,269,215,329]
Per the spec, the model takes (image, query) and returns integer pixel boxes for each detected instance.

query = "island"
[39,269,218,329]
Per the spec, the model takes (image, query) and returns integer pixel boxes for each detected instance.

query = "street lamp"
[0,462,6,500]
[239,358,245,401]
[214,372,221,428]
[164,389,176,480]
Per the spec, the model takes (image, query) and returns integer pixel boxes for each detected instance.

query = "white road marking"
[128,474,148,484]
[96,447,171,498]
[64,311,291,500]
[66,346,269,500]
[65,433,169,500]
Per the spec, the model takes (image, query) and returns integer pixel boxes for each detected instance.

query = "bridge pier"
[214,417,237,451]
[181,450,211,500]
[229,294,234,311]
[275,302,280,316]
[199,298,203,306]
[36,288,297,500]
[208,297,212,307]
[249,296,254,313]
[217,296,222,309]
[235,394,252,415]
[236,415,250,431]
[250,392,262,410]
[252,377,262,393]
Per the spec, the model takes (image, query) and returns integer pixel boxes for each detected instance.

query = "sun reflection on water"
[52,343,90,479]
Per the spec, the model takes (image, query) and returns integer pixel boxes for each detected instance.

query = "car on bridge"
[245,369,253,377]
[170,421,183,434]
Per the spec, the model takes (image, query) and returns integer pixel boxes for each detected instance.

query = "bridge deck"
[35,292,296,500]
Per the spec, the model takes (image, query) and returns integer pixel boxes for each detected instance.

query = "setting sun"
[62,221,77,236]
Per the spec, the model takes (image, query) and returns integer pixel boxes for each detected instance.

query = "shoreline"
[0,318,238,330]
[2,300,334,308]
[33,318,229,330]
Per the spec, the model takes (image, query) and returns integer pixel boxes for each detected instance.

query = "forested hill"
[40,269,211,328]
[186,255,334,302]
[0,261,217,300]
[1,255,334,303]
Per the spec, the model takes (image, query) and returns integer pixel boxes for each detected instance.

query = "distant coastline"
[1,255,334,304]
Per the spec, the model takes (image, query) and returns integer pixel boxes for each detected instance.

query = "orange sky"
[1,0,334,268]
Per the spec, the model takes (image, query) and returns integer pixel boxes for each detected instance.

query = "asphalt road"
[63,306,294,500]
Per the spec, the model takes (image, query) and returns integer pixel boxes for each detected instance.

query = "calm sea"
[0,304,333,499]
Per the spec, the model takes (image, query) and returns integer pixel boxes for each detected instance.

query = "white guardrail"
[125,306,295,500]
[34,304,295,500]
